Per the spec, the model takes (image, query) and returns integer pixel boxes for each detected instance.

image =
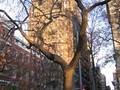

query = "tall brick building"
[28,0,80,64]
[0,16,62,90]
[28,0,98,90]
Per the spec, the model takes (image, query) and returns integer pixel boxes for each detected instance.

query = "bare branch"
[0,9,19,28]
[19,0,29,22]
[88,0,111,12]
[69,0,111,69]
[75,0,86,11]
[19,25,67,67]
[99,36,120,44]
[27,0,50,19]
[50,0,59,18]
[113,39,120,44]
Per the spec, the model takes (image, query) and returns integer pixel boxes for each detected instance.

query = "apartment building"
[0,16,62,90]
[107,0,120,89]
[28,0,97,90]
[28,0,80,64]
[100,74,106,90]
[112,71,117,90]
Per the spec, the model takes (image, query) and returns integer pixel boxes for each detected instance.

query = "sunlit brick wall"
[107,0,120,89]
[28,0,80,64]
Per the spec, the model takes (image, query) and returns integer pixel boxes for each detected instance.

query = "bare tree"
[85,1,114,89]
[0,0,111,90]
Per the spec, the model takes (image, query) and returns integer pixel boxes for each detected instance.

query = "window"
[58,47,60,50]
[57,53,60,56]
[118,32,120,38]
[56,2,62,9]
[31,33,35,37]
[12,67,16,78]
[14,49,18,59]
[26,72,29,80]
[66,57,69,61]
[19,69,23,80]
[20,53,24,62]
[38,0,42,5]
[32,78,34,83]
[41,56,44,60]
[31,71,34,77]
[26,56,30,63]
[64,1,69,9]
[61,46,64,49]
[61,40,64,42]
[61,52,63,56]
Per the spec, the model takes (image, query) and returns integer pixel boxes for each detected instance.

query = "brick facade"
[0,17,62,90]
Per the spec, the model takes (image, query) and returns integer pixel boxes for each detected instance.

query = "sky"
[0,0,29,40]
[87,1,116,89]
[0,0,116,89]
[101,63,116,90]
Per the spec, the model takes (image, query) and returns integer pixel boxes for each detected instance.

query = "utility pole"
[78,60,82,90]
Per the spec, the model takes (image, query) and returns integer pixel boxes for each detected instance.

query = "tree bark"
[63,67,74,90]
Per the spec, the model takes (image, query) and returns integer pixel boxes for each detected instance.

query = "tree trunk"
[63,68,74,90]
